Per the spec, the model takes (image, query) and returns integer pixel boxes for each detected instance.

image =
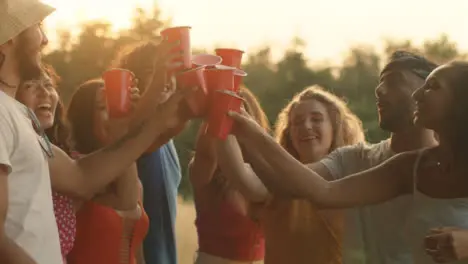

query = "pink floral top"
[52,190,76,262]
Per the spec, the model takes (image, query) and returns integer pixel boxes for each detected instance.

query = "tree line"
[43,7,466,198]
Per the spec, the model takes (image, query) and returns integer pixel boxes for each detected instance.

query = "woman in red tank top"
[189,87,270,264]
[65,79,149,264]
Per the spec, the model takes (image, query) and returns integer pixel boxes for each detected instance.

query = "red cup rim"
[213,65,236,70]
[215,48,245,54]
[215,89,245,101]
[213,65,247,76]
[205,67,236,73]
[234,69,247,77]
[102,68,135,78]
[177,65,205,75]
[192,54,223,66]
[161,26,192,34]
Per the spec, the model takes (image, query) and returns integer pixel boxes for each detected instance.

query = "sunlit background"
[43,0,468,64]
[38,1,468,263]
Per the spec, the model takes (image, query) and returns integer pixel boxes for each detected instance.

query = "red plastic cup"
[207,90,244,140]
[176,66,208,117]
[233,75,243,92]
[192,54,222,68]
[233,69,247,92]
[212,66,247,92]
[215,48,244,68]
[204,68,235,94]
[160,26,192,71]
[102,68,135,118]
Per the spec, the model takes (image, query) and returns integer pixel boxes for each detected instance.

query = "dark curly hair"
[109,41,160,92]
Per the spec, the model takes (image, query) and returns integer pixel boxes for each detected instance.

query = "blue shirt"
[137,140,181,264]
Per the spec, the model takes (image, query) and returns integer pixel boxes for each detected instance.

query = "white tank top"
[406,149,468,264]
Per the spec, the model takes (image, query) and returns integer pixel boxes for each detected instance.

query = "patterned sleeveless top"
[52,150,79,262]
[53,191,76,262]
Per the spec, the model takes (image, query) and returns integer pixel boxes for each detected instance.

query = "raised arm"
[49,82,193,200]
[216,135,268,202]
[239,136,335,195]
[230,110,414,208]
[188,123,217,190]
[92,163,139,210]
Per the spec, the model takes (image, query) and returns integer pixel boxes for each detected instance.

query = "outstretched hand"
[144,40,183,101]
[228,108,266,140]
[105,86,142,144]
[155,85,197,131]
[425,227,468,263]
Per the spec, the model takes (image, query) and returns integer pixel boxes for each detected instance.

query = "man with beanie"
[318,51,440,263]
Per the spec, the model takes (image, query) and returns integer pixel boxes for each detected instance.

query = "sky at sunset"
[42,0,468,64]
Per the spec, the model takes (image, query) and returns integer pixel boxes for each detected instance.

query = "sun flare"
[41,0,468,63]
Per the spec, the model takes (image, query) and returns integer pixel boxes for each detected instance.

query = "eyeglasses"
[27,107,54,158]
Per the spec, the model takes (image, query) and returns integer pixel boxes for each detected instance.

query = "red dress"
[195,198,265,261]
[67,201,149,264]
[53,191,76,263]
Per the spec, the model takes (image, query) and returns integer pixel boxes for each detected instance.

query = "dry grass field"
[175,197,198,264]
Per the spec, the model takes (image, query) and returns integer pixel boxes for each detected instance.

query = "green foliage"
[43,6,466,199]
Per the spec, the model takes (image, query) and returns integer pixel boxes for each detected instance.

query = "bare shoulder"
[385,149,428,191]
[391,149,425,164]
[381,149,423,173]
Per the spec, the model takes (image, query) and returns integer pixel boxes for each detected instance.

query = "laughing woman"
[16,65,76,263]
[66,79,148,264]
[217,86,365,264]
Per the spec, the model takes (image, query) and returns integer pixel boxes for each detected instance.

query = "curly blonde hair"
[275,85,365,159]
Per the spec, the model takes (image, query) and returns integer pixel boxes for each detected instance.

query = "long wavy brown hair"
[275,85,365,159]
[109,41,159,92]
[67,79,105,155]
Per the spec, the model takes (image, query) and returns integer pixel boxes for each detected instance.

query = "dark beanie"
[381,51,438,80]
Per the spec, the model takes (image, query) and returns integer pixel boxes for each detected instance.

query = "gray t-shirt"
[320,140,412,264]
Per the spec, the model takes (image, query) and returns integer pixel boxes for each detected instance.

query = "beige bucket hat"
[0,0,55,46]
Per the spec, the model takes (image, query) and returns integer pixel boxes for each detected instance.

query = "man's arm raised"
[49,84,194,200]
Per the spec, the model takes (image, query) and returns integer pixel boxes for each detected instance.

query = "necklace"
[0,78,17,89]
[434,159,452,174]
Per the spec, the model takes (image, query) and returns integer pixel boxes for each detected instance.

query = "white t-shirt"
[320,140,413,264]
[0,91,62,264]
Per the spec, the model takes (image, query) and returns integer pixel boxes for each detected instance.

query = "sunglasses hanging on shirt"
[27,107,54,158]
